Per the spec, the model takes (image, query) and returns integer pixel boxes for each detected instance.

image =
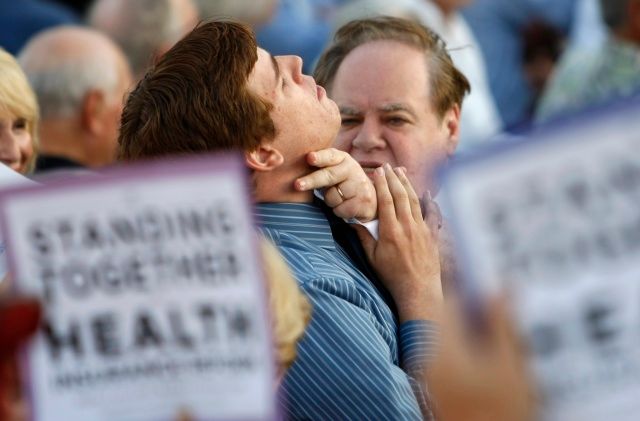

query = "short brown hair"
[118,20,275,161]
[314,16,470,119]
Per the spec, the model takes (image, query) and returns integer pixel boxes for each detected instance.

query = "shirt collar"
[254,202,336,250]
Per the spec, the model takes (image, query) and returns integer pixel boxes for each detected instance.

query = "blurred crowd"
[1,0,638,420]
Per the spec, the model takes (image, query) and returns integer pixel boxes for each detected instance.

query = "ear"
[245,143,284,172]
[441,104,461,157]
[81,89,107,136]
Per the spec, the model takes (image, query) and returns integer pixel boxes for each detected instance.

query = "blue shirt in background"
[256,0,331,74]
[0,0,78,55]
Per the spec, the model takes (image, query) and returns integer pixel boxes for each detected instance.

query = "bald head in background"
[89,0,199,80]
[194,0,278,28]
[19,26,132,171]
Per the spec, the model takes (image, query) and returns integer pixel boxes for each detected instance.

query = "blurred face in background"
[0,108,34,174]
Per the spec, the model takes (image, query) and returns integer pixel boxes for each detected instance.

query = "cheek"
[18,134,34,159]
[387,133,432,170]
[333,130,355,151]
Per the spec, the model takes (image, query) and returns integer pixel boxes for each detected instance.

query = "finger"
[333,196,366,220]
[306,148,345,168]
[295,165,345,191]
[295,150,356,191]
[384,164,411,221]
[489,295,525,354]
[422,192,443,233]
[395,167,422,221]
[323,183,350,208]
[332,202,355,220]
[373,166,396,223]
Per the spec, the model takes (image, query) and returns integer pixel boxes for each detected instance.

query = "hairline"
[328,38,444,120]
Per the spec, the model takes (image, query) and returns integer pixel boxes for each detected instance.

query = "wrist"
[393,278,443,323]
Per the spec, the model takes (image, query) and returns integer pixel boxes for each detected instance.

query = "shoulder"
[259,228,355,285]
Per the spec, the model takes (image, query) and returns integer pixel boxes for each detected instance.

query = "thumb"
[422,192,443,234]
[352,224,376,259]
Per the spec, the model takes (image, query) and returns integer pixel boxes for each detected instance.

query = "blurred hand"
[354,164,443,322]
[175,409,193,421]
[295,148,377,222]
[0,298,41,421]
[427,296,538,421]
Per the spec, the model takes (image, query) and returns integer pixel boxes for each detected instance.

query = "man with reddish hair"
[119,20,443,420]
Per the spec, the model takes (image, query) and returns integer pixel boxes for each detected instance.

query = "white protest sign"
[0,163,37,280]
[440,100,640,421]
[0,155,277,421]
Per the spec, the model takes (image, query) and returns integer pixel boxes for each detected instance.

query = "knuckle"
[394,190,409,202]
[330,148,344,162]
[387,227,403,243]
[324,168,338,184]
[324,192,339,207]
[380,196,394,208]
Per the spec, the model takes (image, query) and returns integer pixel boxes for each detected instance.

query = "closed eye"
[386,116,409,127]
[13,118,27,131]
[340,117,361,128]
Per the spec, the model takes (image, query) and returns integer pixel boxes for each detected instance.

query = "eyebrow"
[339,103,418,118]
[270,54,282,89]
[339,106,361,116]
[379,103,416,116]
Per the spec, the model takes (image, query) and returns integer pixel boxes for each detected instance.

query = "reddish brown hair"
[118,20,275,161]
[314,16,470,119]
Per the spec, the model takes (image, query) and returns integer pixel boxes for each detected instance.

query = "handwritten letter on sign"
[441,102,640,421]
[0,155,276,421]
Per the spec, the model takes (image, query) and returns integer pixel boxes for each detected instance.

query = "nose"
[351,117,386,152]
[280,55,304,84]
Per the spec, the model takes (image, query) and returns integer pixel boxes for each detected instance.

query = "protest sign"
[0,164,37,280]
[0,155,277,421]
[440,99,640,421]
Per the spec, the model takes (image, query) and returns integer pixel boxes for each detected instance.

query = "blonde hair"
[260,238,311,376]
[0,49,39,173]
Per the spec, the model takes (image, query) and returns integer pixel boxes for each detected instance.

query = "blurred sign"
[441,100,640,421]
[0,155,276,421]
[0,164,37,280]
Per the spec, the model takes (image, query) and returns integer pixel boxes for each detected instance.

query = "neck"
[39,118,89,166]
[253,170,314,203]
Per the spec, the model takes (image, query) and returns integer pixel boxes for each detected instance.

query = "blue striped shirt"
[255,203,438,420]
